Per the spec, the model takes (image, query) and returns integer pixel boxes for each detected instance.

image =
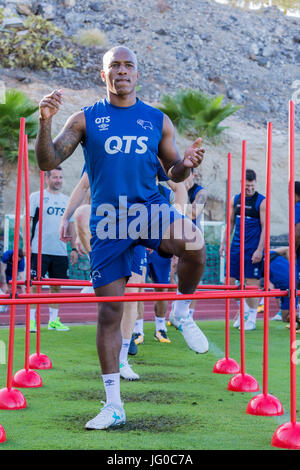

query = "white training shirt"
[29,189,73,256]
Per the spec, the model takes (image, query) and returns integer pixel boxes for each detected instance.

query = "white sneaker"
[178,317,209,354]
[85,403,126,430]
[271,311,282,321]
[233,313,249,328]
[240,319,256,331]
[80,285,94,294]
[120,361,140,381]
[168,307,181,329]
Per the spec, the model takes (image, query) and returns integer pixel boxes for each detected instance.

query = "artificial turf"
[0,320,297,450]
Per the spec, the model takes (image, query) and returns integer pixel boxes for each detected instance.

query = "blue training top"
[81,98,165,237]
[1,250,25,282]
[231,191,265,253]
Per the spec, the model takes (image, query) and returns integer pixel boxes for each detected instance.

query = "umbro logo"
[95,116,110,131]
[137,119,153,130]
[104,379,115,386]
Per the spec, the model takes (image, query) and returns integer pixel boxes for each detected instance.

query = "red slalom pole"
[247,123,283,415]
[272,101,300,448]
[0,118,27,410]
[228,140,259,392]
[29,170,52,370]
[0,288,287,305]
[213,153,240,374]
[12,136,42,388]
[13,279,259,289]
[0,424,6,443]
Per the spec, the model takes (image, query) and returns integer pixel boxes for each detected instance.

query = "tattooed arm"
[35,89,86,171]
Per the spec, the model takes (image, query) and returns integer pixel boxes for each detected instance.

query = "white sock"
[248,308,257,322]
[119,338,130,365]
[244,301,250,314]
[30,308,36,321]
[173,290,191,320]
[134,319,144,335]
[155,316,166,332]
[189,308,195,318]
[259,298,264,306]
[102,373,122,407]
[49,307,58,323]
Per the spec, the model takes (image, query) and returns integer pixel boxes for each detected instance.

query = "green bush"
[74,28,108,47]
[0,88,38,164]
[0,15,75,70]
[157,89,241,139]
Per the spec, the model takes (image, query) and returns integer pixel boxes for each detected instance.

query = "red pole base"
[12,369,43,388]
[272,422,300,449]
[213,357,240,375]
[29,353,52,370]
[246,393,283,416]
[0,424,6,443]
[0,387,27,410]
[227,373,259,392]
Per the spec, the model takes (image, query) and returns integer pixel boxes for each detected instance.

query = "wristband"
[71,248,78,253]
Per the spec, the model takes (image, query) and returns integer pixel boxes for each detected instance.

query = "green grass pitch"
[0,320,297,450]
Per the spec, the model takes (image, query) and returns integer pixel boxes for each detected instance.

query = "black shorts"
[31,253,69,279]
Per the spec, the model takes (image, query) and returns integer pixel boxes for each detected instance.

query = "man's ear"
[100,70,106,83]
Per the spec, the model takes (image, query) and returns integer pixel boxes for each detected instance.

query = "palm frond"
[0,88,38,164]
[155,89,241,140]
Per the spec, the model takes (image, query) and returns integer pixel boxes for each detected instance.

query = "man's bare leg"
[85,277,127,430]
[119,270,145,380]
[159,217,208,353]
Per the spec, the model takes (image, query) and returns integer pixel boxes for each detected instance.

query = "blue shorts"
[146,249,171,284]
[230,249,263,280]
[90,199,183,288]
[270,256,298,310]
[131,245,147,276]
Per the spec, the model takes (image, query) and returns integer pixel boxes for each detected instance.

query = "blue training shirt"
[231,191,265,253]
[81,98,165,237]
[1,250,25,281]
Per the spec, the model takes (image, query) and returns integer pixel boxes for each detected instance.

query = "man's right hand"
[39,89,63,121]
[59,218,72,244]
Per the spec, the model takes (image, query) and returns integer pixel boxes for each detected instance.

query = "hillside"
[0,0,299,240]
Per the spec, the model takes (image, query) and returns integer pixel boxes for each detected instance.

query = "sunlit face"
[100,47,139,96]
[46,169,63,191]
[245,179,256,197]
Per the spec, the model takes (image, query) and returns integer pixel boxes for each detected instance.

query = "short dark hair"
[246,169,256,182]
[18,248,24,259]
[46,166,62,178]
[295,181,300,198]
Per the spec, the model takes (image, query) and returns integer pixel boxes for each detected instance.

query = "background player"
[23,167,78,332]
[220,169,266,331]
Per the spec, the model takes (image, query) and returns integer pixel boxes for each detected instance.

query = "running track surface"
[0,288,279,326]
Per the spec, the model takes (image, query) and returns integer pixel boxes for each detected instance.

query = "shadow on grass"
[55,413,199,433]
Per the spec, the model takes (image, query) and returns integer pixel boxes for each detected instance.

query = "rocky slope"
[1,0,299,128]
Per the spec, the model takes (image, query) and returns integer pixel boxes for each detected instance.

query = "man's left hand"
[183,137,205,168]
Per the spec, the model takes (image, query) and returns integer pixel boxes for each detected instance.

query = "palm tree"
[0,88,38,164]
[157,89,241,139]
